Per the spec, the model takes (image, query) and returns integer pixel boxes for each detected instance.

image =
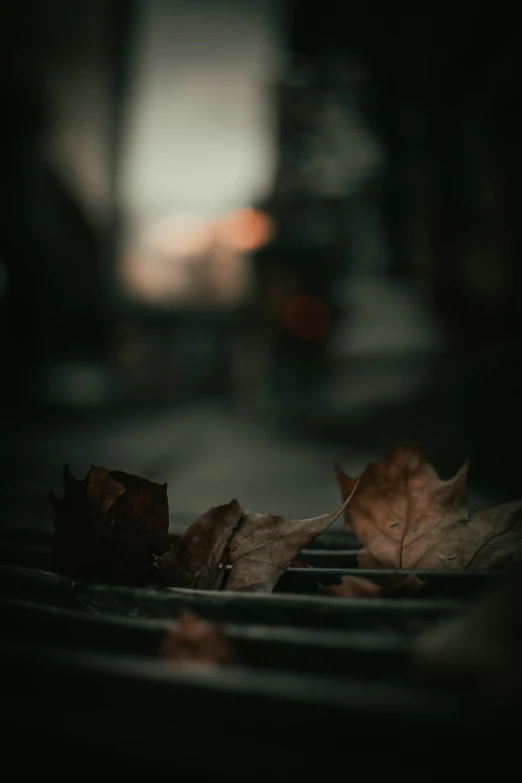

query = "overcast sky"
[121,0,283,236]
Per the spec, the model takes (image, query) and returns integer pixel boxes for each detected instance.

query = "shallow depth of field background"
[1,0,521,531]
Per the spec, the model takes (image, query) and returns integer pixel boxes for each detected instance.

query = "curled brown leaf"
[159,487,358,592]
[51,465,171,583]
[382,572,427,595]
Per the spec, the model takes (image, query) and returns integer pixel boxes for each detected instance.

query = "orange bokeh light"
[284,295,331,341]
[224,208,274,252]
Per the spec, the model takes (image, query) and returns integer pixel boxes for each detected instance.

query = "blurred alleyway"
[2,0,522,537]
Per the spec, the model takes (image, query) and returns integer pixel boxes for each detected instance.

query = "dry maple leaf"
[321,573,426,598]
[159,612,236,668]
[158,487,357,592]
[336,444,522,570]
[51,465,171,583]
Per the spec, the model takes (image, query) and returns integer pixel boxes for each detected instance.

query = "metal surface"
[0,527,514,771]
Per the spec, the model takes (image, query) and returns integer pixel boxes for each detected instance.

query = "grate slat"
[0,564,464,633]
[0,525,512,764]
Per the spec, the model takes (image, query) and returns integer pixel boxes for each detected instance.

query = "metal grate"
[0,527,513,772]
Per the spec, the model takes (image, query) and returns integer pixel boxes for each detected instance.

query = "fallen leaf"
[336,444,522,569]
[322,576,382,598]
[158,500,244,589]
[159,487,357,592]
[381,572,427,595]
[51,465,171,583]
[415,565,522,700]
[322,573,426,598]
[159,612,236,668]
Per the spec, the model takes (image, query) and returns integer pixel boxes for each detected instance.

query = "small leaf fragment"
[159,612,236,668]
[322,576,383,598]
[381,572,427,595]
[322,573,426,598]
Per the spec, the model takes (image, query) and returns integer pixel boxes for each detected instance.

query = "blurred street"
[6,394,501,537]
[2,0,522,536]
[5,402,372,534]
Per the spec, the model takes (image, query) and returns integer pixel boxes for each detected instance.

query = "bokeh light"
[222,208,274,252]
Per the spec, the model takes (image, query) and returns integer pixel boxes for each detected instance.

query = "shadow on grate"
[0,527,514,771]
